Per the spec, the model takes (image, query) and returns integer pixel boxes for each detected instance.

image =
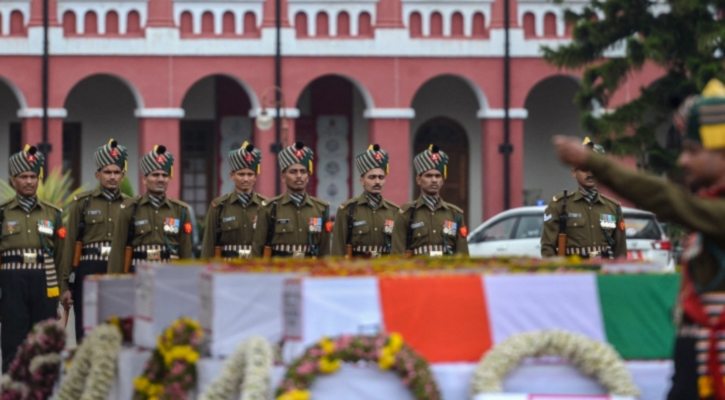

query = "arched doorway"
[410,75,480,225]
[294,75,371,216]
[0,78,22,180]
[413,117,469,209]
[64,74,140,191]
[180,75,255,218]
[523,75,582,205]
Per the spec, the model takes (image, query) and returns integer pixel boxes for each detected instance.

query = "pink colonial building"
[0,0,665,226]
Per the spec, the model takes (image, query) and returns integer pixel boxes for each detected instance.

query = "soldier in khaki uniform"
[107,145,193,273]
[391,145,469,256]
[59,139,129,341]
[331,144,399,257]
[553,79,725,400]
[251,141,331,258]
[201,142,268,260]
[0,146,64,371]
[540,138,627,259]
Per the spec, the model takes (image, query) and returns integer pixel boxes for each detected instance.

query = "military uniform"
[391,145,469,256]
[540,190,626,258]
[202,192,268,259]
[201,142,267,260]
[0,146,64,372]
[107,146,193,273]
[566,80,725,400]
[59,140,129,341]
[250,142,332,258]
[331,144,399,257]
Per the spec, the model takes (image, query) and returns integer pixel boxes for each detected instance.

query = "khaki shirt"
[585,154,725,290]
[200,191,268,258]
[391,196,469,256]
[331,193,399,256]
[58,187,128,292]
[541,189,627,258]
[107,193,193,273]
[0,197,63,266]
[251,193,331,258]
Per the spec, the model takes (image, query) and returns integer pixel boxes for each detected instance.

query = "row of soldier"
[0,139,469,370]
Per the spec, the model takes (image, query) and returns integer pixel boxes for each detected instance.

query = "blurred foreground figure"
[554,79,725,400]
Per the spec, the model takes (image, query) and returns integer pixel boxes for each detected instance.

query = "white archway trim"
[56,0,149,35]
[0,0,32,36]
[64,74,145,110]
[478,108,528,119]
[0,76,28,109]
[134,108,185,118]
[248,107,300,118]
[363,108,415,119]
[17,108,68,118]
[415,74,488,112]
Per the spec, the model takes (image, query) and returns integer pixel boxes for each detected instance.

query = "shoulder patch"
[310,196,329,207]
[169,198,191,209]
[73,190,94,202]
[39,200,62,213]
[211,193,231,208]
[261,200,267,206]
[447,203,464,214]
[552,191,575,202]
[384,199,400,209]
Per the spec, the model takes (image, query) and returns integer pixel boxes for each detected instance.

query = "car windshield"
[623,214,662,240]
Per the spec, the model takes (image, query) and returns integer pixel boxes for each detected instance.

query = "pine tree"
[543,0,725,174]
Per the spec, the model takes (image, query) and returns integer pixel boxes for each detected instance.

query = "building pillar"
[136,108,184,198]
[366,108,415,206]
[18,108,66,175]
[479,108,527,220]
[146,0,175,27]
[252,107,298,197]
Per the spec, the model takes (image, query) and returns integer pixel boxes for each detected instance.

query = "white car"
[467,206,675,271]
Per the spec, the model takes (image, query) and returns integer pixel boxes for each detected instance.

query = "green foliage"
[543,0,725,173]
[0,168,90,212]
[120,176,135,198]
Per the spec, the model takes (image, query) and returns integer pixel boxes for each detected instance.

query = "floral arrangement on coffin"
[199,336,274,400]
[133,317,203,400]
[56,323,122,400]
[0,319,66,400]
[276,333,441,400]
[469,330,640,398]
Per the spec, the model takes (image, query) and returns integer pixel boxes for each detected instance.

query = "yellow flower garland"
[278,389,311,400]
[378,332,404,370]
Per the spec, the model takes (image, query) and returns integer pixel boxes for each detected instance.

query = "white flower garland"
[200,336,274,400]
[57,323,123,400]
[469,330,640,398]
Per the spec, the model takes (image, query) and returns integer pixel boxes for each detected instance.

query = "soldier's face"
[230,169,257,194]
[572,168,596,190]
[677,141,725,189]
[360,168,386,195]
[96,165,124,191]
[11,172,39,197]
[144,171,170,195]
[282,164,309,193]
[416,170,443,196]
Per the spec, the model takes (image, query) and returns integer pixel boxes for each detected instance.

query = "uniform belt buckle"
[237,249,251,259]
[146,249,161,261]
[370,250,380,258]
[429,250,443,258]
[23,253,37,264]
[101,247,112,257]
[293,251,305,259]
[589,250,600,259]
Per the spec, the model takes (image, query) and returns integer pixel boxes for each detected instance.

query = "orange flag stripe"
[379,275,492,362]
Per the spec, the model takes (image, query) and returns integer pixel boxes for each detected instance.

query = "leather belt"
[221,249,252,259]
[2,254,46,264]
[82,247,112,257]
[132,249,171,261]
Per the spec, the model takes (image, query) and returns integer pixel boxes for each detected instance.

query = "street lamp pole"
[273,0,283,195]
[40,0,51,156]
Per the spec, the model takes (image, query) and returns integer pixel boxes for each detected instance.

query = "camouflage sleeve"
[200,203,217,259]
[59,200,82,294]
[612,205,627,258]
[391,209,409,255]
[330,205,348,257]
[586,154,725,241]
[251,204,270,258]
[540,201,561,257]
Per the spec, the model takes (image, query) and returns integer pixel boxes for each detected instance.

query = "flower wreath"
[133,317,203,400]
[56,323,122,400]
[0,319,66,400]
[469,330,640,398]
[276,333,441,400]
[199,336,274,400]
